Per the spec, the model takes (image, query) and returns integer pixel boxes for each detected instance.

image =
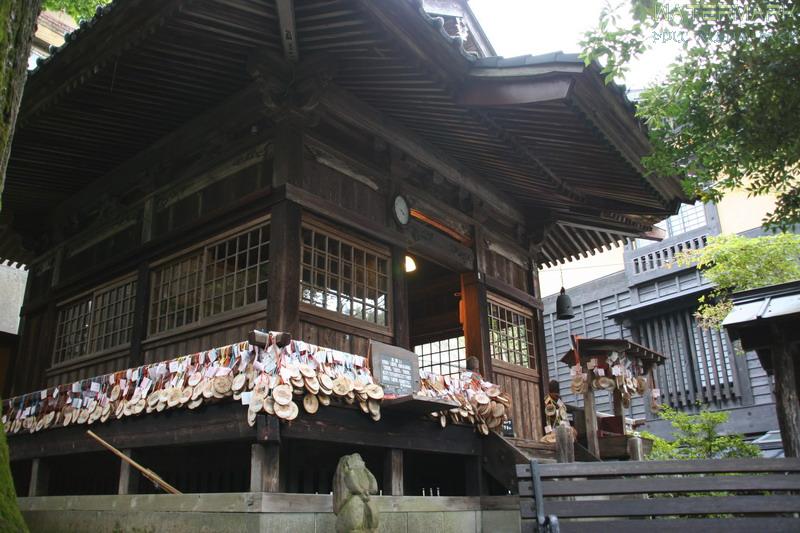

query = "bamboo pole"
[86,430,182,495]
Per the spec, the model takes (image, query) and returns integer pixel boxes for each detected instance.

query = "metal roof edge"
[730,280,800,304]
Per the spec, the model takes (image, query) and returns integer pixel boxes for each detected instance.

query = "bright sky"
[469,0,681,92]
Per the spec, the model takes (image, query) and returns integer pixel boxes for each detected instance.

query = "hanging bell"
[556,287,575,320]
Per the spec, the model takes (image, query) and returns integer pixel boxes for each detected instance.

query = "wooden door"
[486,293,543,445]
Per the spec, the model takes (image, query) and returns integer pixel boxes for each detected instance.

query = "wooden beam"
[129,262,150,368]
[250,443,282,492]
[319,85,526,225]
[485,275,542,311]
[392,247,410,349]
[407,219,474,273]
[582,384,600,460]
[272,121,303,188]
[461,272,492,377]
[383,448,403,496]
[266,200,301,334]
[118,449,139,495]
[28,458,49,497]
[280,406,481,456]
[275,0,299,62]
[8,402,256,461]
[51,84,264,226]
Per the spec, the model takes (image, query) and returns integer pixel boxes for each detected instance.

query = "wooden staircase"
[482,433,556,492]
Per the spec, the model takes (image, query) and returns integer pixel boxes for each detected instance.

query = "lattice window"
[415,336,466,377]
[488,295,536,368]
[89,279,137,353]
[150,253,203,334]
[301,224,390,328]
[149,220,270,335]
[54,277,137,365]
[202,224,270,317]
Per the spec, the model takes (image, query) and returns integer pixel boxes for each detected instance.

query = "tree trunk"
[0,5,41,530]
[1,0,42,212]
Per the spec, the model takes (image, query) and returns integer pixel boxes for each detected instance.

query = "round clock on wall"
[393,195,410,226]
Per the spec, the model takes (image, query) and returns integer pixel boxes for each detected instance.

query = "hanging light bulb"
[404,255,417,273]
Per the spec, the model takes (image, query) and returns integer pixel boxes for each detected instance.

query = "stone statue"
[332,453,379,533]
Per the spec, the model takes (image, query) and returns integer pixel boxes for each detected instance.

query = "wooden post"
[555,424,575,463]
[267,200,302,334]
[771,332,800,458]
[627,436,645,461]
[250,443,282,492]
[272,121,304,188]
[130,262,150,368]
[383,448,403,496]
[118,449,139,494]
[28,458,49,497]
[612,388,624,418]
[582,386,600,460]
[392,247,410,349]
[461,272,492,376]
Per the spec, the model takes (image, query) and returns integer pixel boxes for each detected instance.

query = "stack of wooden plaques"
[419,371,512,436]
[3,335,385,435]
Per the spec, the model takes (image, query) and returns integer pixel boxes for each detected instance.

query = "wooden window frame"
[147,215,271,339]
[486,292,537,369]
[52,274,138,368]
[299,217,393,337]
[414,335,467,377]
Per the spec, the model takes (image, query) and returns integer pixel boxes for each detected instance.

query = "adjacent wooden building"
[1,0,685,497]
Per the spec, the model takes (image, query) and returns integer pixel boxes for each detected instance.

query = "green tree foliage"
[675,233,800,327]
[43,0,110,22]
[0,419,27,532]
[642,406,760,460]
[582,1,800,231]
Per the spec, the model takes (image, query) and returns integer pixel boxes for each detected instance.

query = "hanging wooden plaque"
[369,340,420,397]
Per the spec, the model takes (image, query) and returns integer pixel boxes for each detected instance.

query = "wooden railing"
[518,457,800,532]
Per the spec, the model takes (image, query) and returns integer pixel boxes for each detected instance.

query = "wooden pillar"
[612,389,624,419]
[118,449,138,495]
[383,448,403,496]
[267,200,302,334]
[28,458,49,497]
[461,272,492,376]
[392,247,410,349]
[582,386,600,459]
[627,436,645,461]
[771,332,800,458]
[130,263,150,367]
[555,424,575,463]
[250,443,282,492]
[272,121,304,188]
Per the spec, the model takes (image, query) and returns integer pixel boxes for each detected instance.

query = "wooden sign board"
[369,340,420,396]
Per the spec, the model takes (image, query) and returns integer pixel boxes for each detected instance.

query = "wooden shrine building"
[1,0,686,503]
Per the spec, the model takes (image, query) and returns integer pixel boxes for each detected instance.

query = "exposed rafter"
[319,84,528,225]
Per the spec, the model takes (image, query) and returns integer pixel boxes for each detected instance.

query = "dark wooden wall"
[12,108,548,445]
